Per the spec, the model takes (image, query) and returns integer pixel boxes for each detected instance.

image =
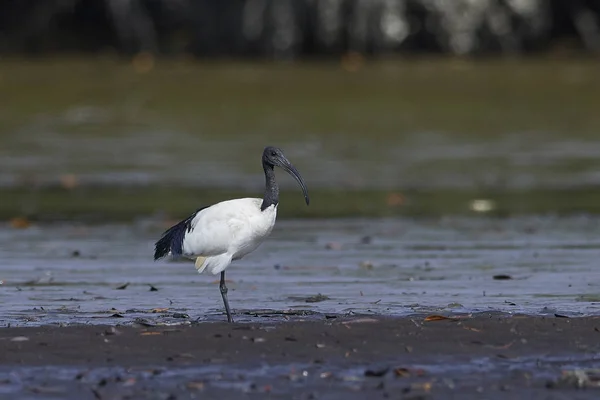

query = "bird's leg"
[219,271,234,323]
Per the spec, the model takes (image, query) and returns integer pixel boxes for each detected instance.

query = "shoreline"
[1,314,599,399]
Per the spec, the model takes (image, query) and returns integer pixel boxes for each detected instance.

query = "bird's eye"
[270,151,277,156]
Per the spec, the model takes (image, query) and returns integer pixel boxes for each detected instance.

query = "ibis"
[153,146,310,323]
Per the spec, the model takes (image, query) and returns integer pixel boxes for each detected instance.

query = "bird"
[153,146,310,323]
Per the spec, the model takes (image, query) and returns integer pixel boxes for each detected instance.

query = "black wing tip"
[153,235,171,260]
[153,208,206,261]
[153,242,169,261]
[153,225,183,261]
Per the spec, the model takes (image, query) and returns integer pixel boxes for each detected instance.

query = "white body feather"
[181,198,278,275]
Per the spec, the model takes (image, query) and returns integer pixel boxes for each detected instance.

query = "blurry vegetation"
[1,0,600,58]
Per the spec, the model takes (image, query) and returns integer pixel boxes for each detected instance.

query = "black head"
[263,146,310,205]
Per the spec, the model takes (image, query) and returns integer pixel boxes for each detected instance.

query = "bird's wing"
[182,199,258,257]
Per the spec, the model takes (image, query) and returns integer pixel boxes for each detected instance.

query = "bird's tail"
[154,218,190,260]
[196,253,233,275]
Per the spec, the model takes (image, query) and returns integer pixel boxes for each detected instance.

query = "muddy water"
[1,354,599,400]
[1,215,599,327]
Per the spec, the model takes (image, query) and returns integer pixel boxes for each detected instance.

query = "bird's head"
[263,146,310,206]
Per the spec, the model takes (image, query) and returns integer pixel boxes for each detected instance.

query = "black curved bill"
[280,159,310,205]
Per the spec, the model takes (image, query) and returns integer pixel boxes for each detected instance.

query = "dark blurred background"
[1,0,599,57]
[1,0,600,223]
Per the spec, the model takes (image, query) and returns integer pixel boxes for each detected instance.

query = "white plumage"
[154,146,309,323]
[183,199,278,275]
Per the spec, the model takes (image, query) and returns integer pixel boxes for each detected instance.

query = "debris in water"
[325,242,342,250]
[110,313,124,318]
[173,313,189,319]
[28,386,65,394]
[360,236,372,244]
[342,318,379,325]
[412,381,433,392]
[102,327,120,336]
[10,336,29,342]
[149,285,159,291]
[359,261,374,270]
[470,199,496,213]
[493,275,513,280]
[386,192,405,206]
[115,283,130,290]
[10,217,31,229]
[393,367,426,378]
[152,308,169,313]
[306,294,330,303]
[424,315,457,322]
[123,378,136,387]
[187,381,205,390]
[548,369,600,389]
[365,366,389,377]
[60,174,78,189]
[555,313,570,318]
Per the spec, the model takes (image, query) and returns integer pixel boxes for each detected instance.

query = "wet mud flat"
[1,314,600,399]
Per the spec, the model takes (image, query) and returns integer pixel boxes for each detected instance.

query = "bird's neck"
[261,163,279,211]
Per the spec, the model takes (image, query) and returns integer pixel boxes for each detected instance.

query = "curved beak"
[279,159,310,206]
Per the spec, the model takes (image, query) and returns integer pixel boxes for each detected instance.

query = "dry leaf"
[393,367,427,377]
[424,315,457,322]
[412,381,433,392]
[463,326,482,332]
[187,381,205,390]
[341,51,364,72]
[496,340,515,350]
[123,378,136,386]
[140,331,162,336]
[386,192,405,206]
[10,217,31,229]
[342,318,379,325]
[60,174,78,189]
[132,52,154,73]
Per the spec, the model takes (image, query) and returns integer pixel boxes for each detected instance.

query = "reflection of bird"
[154,146,310,323]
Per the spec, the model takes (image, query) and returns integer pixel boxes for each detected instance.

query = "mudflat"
[0,314,599,399]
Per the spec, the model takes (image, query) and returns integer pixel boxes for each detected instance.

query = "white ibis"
[153,146,310,322]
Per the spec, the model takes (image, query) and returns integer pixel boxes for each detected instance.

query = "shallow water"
[1,215,599,327]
